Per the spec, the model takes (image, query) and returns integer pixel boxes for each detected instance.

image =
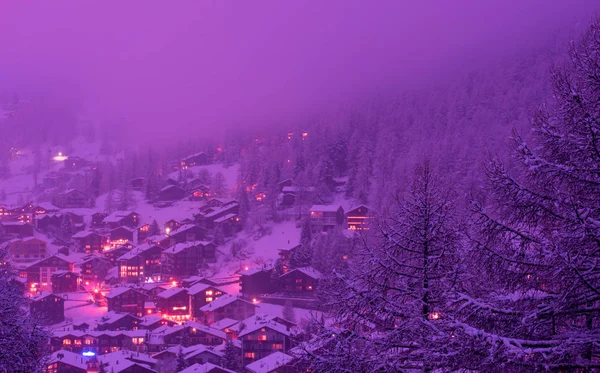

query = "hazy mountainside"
[293,39,569,211]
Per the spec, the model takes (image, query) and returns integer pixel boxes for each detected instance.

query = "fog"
[1,0,599,144]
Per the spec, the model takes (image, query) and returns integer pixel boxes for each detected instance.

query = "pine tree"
[220,338,240,371]
[149,219,160,237]
[98,362,107,373]
[60,215,73,241]
[212,172,227,197]
[105,189,116,213]
[176,346,187,372]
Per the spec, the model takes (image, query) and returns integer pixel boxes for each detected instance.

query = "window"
[258,335,267,341]
[272,343,283,350]
[295,279,302,284]
[244,352,255,359]
[63,339,71,345]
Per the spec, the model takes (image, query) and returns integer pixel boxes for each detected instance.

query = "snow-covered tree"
[460,20,600,370]
[149,219,160,237]
[220,338,240,371]
[176,346,187,372]
[282,300,296,323]
[302,161,462,372]
[212,172,227,197]
[0,250,49,372]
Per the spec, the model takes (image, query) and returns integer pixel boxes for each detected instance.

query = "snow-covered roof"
[199,294,254,312]
[47,349,88,370]
[203,203,238,219]
[72,230,104,239]
[182,343,223,359]
[110,225,135,233]
[160,184,184,193]
[180,363,236,373]
[104,286,140,299]
[140,315,169,327]
[245,352,293,373]
[184,321,227,339]
[104,210,139,223]
[117,243,159,260]
[157,287,187,299]
[164,241,201,255]
[187,282,221,296]
[169,224,201,236]
[209,318,239,331]
[238,314,292,338]
[281,266,323,280]
[238,266,271,276]
[98,350,157,367]
[310,204,342,213]
[281,186,314,193]
[214,213,237,223]
[99,311,138,325]
[32,292,62,302]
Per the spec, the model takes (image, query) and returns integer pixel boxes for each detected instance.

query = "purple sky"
[0,1,598,143]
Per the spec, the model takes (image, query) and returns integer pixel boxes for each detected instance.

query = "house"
[189,185,211,201]
[53,189,87,208]
[188,283,226,319]
[97,311,142,331]
[96,350,158,373]
[200,294,257,324]
[21,255,75,292]
[164,219,182,235]
[92,212,107,227]
[239,267,275,300]
[72,230,108,254]
[277,179,293,191]
[106,287,148,317]
[137,224,151,241]
[138,283,169,303]
[279,186,315,208]
[181,344,223,366]
[182,152,209,168]
[195,200,239,230]
[117,244,163,283]
[110,226,135,243]
[30,293,64,324]
[104,211,140,229]
[80,255,111,282]
[181,276,219,288]
[50,329,148,355]
[158,185,186,201]
[162,241,217,280]
[239,314,294,366]
[279,267,322,295]
[210,318,241,340]
[43,349,88,373]
[213,213,242,237]
[6,236,47,262]
[166,224,206,246]
[140,315,177,330]
[154,323,226,347]
[346,205,371,231]
[51,270,80,293]
[1,221,34,238]
[131,177,146,191]
[309,205,345,234]
[157,287,190,321]
[277,244,300,272]
[103,245,131,265]
[245,352,294,373]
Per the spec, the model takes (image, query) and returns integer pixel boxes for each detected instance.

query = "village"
[0,134,371,373]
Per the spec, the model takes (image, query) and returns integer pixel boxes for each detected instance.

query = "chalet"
[72,230,108,254]
[200,294,256,325]
[105,287,148,317]
[166,224,206,246]
[210,318,241,340]
[130,177,146,191]
[138,283,169,303]
[43,349,88,373]
[117,244,163,283]
[181,344,223,366]
[30,293,64,324]
[92,212,107,227]
[245,351,294,373]
[346,205,371,231]
[51,270,80,293]
[188,283,226,319]
[104,245,131,265]
[167,322,226,346]
[51,329,148,355]
[162,241,217,280]
[181,276,219,288]
[104,211,140,229]
[195,200,240,230]
[6,236,47,262]
[164,219,182,235]
[63,156,86,170]
[110,226,135,243]
[137,223,150,241]
[280,267,322,295]
[96,350,158,373]
[278,244,301,272]
[180,363,237,373]
[80,255,111,282]
[239,314,294,366]
[239,267,275,300]
[213,213,242,237]
[1,221,34,238]
[53,189,87,208]
[140,315,176,330]
[157,287,190,321]
[158,184,186,201]
[309,205,345,234]
[165,177,180,186]
[279,186,315,208]
[182,152,209,168]
[189,185,211,201]
[21,255,75,292]
[97,311,142,331]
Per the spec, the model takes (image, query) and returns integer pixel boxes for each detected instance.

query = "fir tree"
[98,362,107,373]
[220,338,240,371]
[212,172,227,197]
[149,219,160,237]
[176,346,187,372]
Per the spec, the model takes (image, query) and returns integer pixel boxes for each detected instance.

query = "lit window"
[63,339,71,345]
[258,335,267,341]
[244,352,255,359]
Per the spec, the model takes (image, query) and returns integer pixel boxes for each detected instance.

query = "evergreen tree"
[282,299,296,323]
[98,362,107,373]
[149,219,160,237]
[212,172,227,197]
[237,187,251,226]
[220,338,240,371]
[60,215,73,241]
[176,346,187,372]
[105,189,116,213]
[299,217,312,248]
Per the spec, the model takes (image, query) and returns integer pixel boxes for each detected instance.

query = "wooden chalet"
[162,241,216,280]
[346,204,372,231]
[30,293,64,324]
[309,205,345,234]
[239,267,275,300]
[72,230,108,254]
[51,270,81,293]
[200,294,256,324]
[53,189,87,208]
[105,287,148,317]
[158,184,186,201]
[279,267,322,295]
[104,211,140,229]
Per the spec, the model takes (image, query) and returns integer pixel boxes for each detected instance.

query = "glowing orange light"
[171,281,177,287]
[429,312,441,320]
[244,266,249,271]
[147,310,152,314]
[93,289,99,294]
[252,298,258,304]
[85,281,90,286]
